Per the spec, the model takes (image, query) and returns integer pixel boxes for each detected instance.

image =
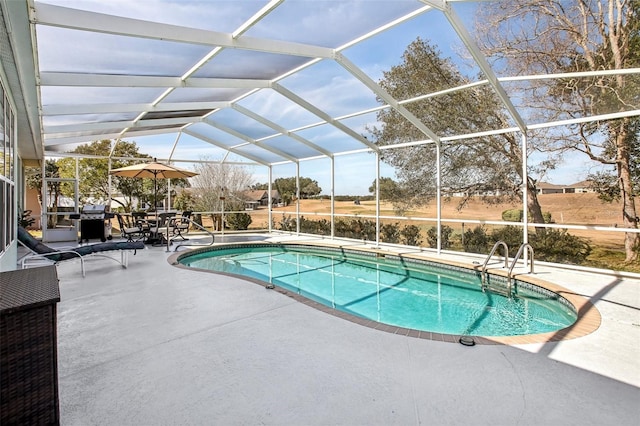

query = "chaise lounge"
[17,227,146,277]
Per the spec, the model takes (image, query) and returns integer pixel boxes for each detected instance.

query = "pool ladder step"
[481,241,534,297]
[482,281,512,297]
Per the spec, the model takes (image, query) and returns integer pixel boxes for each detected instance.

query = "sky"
[37,0,608,196]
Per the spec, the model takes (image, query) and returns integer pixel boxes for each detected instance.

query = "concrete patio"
[47,233,639,425]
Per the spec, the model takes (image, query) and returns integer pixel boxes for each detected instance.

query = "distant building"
[536,182,565,194]
[536,180,594,194]
[565,180,595,193]
[242,189,282,209]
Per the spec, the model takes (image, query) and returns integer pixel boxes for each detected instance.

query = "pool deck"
[43,232,639,425]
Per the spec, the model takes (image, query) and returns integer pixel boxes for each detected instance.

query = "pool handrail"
[171,217,215,252]
[481,241,509,289]
[507,243,534,295]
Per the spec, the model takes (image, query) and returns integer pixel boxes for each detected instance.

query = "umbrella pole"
[152,157,158,221]
[154,172,158,224]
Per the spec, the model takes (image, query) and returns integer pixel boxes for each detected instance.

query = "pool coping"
[167,241,602,346]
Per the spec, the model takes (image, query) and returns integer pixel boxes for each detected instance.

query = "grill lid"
[81,204,107,214]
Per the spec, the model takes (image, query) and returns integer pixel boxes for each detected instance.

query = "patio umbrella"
[109,159,198,222]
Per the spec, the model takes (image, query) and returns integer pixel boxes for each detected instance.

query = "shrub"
[300,217,331,235]
[333,217,351,238]
[490,225,523,256]
[226,212,252,230]
[278,214,296,232]
[380,222,401,244]
[501,209,523,222]
[530,229,592,264]
[352,218,377,241]
[426,225,453,249]
[401,225,423,246]
[332,217,377,240]
[501,209,553,224]
[463,225,489,254]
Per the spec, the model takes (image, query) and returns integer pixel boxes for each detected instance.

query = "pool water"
[180,245,577,337]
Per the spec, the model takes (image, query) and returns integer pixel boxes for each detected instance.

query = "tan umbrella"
[110,159,198,223]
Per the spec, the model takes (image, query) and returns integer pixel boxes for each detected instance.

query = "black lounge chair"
[18,227,146,277]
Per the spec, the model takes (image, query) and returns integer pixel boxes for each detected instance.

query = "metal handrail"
[481,241,509,288]
[506,243,534,295]
[168,217,216,252]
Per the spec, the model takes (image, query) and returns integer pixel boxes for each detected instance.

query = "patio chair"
[17,227,146,277]
[146,212,175,245]
[168,211,192,241]
[115,213,146,242]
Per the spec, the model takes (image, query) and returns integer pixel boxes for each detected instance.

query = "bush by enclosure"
[427,225,452,249]
[490,226,523,256]
[529,229,592,264]
[276,216,591,265]
[226,212,252,230]
[463,225,491,254]
[277,215,424,246]
[462,224,591,264]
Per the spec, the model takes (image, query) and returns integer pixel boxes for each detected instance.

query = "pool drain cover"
[459,336,475,346]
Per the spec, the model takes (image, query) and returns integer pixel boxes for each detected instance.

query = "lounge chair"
[17,227,146,277]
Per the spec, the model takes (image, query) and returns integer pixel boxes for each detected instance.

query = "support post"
[376,152,380,247]
[295,163,300,235]
[330,158,335,239]
[521,132,529,263]
[436,141,442,253]
[268,166,273,233]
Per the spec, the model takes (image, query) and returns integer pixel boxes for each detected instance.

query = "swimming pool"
[176,243,579,340]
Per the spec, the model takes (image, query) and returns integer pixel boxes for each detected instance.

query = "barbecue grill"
[76,205,114,243]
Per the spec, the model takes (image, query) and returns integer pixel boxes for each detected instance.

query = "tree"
[273,178,296,205]
[57,140,152,211]
[25,159,85,227]
[589,68,640,204]
[300,178,322,199]
[26,160,63,228]
[368,177,413,213]
[54,140,191,212]
[273,177,322,202]
[369,177,400,200]
[190,161,254,211]
[173,190,195,212]
[369,37,546,223]
[249,183,269,190]
[476,0,640,262]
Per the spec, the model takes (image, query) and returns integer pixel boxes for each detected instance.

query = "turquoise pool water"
[180,245,577,337]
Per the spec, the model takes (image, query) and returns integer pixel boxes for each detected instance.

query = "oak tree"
[476,0,639,262]
[369,37,547,223]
